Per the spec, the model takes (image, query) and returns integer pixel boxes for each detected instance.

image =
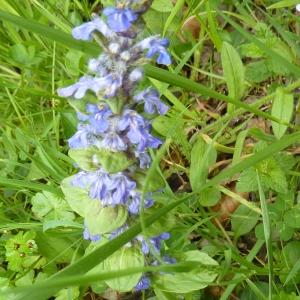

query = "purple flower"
[88,170,111,200]
[128,191,155,214]
[134,88,169,115]
[58,75,97,99]
[83,222,102,242]
[135,151,152,168]
[103,5,137,33]
[136,35,171,65]
[58,74,122,99]
[102,132,127,151]
[152,254,177,274]
[135,276,150,291]
[72,15,113,40]
[68,123,96,149]
[70,170,94,188]
[138,232,170,254]
[109,224,130,240]
[95,74,123,98]
[86,104,112,134]
[150,232,170,254]
[108,173,136,205]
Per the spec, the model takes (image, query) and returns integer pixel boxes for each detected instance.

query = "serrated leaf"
[5,231,37,272]
[244,60,271,83]
[85,201,128,236]
[31,191,75,221]
[236,167,258,192]
[60,175,91,216]
[104,246,144,292]
[152,251,218,293]
[271,87,294,140]
[221,42,245,113]
[231,204,259,243]
[274,152,296,173]
[239,43,265,58]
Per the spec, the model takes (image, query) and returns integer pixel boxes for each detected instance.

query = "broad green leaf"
[34,232,83,263]
[151,0,173,12]
[60,176,91,216]
[85,201,128,236]
[95,148,136,173]
[231,204,260,243]
[276,221,294,241]
[244,60,271,83]
[15,270,35,287]
[129,203,176,237]
[272,290,300,300]
[54,287,79,300]
[221,42,244,113]
[199,187,221,207]
[31,191,75,222]
[104,246,144,292]
[274,191,294,211]
[271,88,294,139]
[132,170,165,192]
[284,209,300,228]
[152,251,219,293]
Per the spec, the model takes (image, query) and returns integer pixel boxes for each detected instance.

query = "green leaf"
[8,44,45,65]
[221,42,245,113]
[54,287,79,300]
[244,60,271,83]
[130,203,176,237]
[31,191,75,222]
[65,49,83,76]
[237,154,288,194]
[231,204,259,243]
[276,221,294,241]
[284,208,300,228]
[190,136,217,191]
[274,152,296,173]
[199,187,221,207]
[239,43,265,58]
[34,232,84,263]
[60,176,91,216]
[15,270,35,287]
[152,251,219,293]
[5,231,37,272]
[104,246,144,292]
[280,241,300,284]
[132,170,165,192]
[95,148,136,173]
[85,201,128,236]
[272,290,300,300]
[271,88,294,140]
[151,0,173,12]
[241,281,269,300]
[274,191,294,211]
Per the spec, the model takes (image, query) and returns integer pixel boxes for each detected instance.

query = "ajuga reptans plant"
[58,0,177,292]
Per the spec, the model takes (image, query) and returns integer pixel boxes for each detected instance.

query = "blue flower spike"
[58,0,175,293]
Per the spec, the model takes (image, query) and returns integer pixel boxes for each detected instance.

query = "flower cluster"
[59,0,176,292]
